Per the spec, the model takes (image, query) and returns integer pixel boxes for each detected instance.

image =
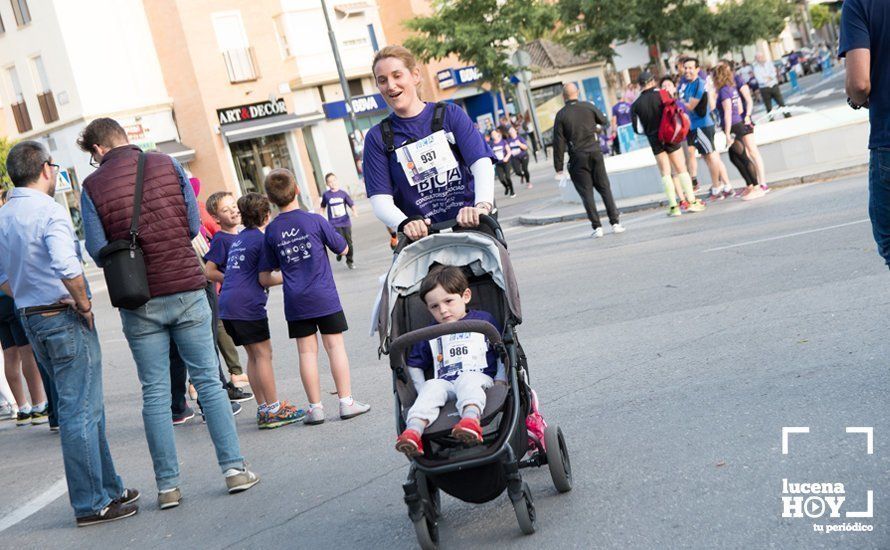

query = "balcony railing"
[222,47,259,84]
[37,91,59,124]
[10,100,31,133]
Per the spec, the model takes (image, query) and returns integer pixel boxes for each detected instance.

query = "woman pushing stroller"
[395,266,507,457]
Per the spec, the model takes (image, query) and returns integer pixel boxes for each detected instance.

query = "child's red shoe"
[395,429,424,457]
[451,417,483,445]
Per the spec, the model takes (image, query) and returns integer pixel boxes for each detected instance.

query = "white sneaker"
[0,402,16,421]
[304,406,326,425]
[339,399,371,420]
[611,223,626,234]
[592,227,604,238]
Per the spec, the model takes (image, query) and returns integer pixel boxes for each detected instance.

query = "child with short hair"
[319,173,358,269]
[203,192,250,391]
[395,266,506,457]
[219,193,305,429]
[259,168,370,425]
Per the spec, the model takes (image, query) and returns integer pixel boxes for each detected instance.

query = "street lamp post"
[320,0,362,178]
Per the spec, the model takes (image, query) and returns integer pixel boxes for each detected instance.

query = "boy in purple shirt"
[259,169,370,425]
[319,173,357,269]
[219,193,304,430]
[202,191,249,389]
[395,266,506,457]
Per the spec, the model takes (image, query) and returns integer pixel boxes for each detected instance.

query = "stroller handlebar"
[395,214,507,254]
[388,320,504,363]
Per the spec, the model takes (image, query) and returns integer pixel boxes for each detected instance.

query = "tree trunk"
[490,90,499,123]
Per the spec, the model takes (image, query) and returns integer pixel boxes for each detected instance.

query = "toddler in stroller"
[378,216,572,547]
[395,266,508,456]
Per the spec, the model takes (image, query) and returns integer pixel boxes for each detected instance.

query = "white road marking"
[785,94,808,104]
[812,88,835,100]
[0,478,67,533]
[704,219,869,252]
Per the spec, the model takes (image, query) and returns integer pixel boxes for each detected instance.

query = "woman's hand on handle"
[403,219,431,241]
[456,202,493,228]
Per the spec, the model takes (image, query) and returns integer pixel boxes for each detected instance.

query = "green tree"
[404,0,556,106]
[809,3,837,30]
[706,0,794,55]
[0,137,16,190]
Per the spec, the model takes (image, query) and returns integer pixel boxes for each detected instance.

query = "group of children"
[201,169,369,430]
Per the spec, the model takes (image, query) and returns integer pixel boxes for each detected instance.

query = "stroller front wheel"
[512,481,537,535]
[413,514,439,550]
[545,425,573,493]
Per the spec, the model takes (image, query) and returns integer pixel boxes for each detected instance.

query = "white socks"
[338,396,354,407]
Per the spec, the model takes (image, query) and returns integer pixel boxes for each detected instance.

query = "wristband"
[475,202,493,214]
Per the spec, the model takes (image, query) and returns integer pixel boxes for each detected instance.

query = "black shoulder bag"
[98,152,151,310]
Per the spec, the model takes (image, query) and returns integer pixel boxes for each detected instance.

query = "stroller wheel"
[545,425,573,493]
[413,514,439,550]
[512,481,536,535]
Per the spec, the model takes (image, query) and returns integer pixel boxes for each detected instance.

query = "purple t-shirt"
[320,189,354,228]
[363,102,496,223]
[259,210,347,322]
[717,85,744,126]
[506,136,528,159]
[203,231,238,272]
[406,309,500,380]
[611,102,633,126]
[490,140,510,163]
[218,228,268,321]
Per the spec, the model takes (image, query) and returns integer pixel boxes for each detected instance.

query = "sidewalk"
[518,155,869,226]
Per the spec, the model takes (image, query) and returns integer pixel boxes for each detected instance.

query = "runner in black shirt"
[631,71,705,217]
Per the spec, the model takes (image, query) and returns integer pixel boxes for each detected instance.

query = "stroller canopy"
[377,232,522,349]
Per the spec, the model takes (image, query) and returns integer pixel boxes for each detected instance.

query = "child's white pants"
[406,371,493,425]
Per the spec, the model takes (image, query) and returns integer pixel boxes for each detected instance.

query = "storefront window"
[230,134,293,195]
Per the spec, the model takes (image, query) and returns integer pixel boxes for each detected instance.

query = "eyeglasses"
[45,161,61,175]
[89,155,99,168]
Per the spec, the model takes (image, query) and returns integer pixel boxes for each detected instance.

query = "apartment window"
[348,79,363,97]
[273,16,292,59]
[32,56,58,123]
[10,0,31,27]
[212,12,258,83]
[7,66,31,133]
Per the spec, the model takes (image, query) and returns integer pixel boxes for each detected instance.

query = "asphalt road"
[1,169,887,549]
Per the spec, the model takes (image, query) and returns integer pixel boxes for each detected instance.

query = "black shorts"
[287,311,349,339]
[687,126,717,155]
[730,122,753,140]
[0,296,28,349]
[222,318,270,346]
[647,135,682,155]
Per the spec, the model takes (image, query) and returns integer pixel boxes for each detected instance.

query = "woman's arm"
[739,84,754,121]
[259,270,283,288]
[722,98,734,142]
[205,261,224,284]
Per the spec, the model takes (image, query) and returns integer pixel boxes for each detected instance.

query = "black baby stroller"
[376,216,572,549]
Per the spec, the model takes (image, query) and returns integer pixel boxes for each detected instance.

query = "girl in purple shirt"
[715,63,764,200]
[506,126,532,188]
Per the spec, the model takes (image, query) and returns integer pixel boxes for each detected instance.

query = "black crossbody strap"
[381,117,395,153]
[431,102,447,132]
[129,152,146,245]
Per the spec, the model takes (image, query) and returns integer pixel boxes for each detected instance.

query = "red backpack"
[657,89,690,145]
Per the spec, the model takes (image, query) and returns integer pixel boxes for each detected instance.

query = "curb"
[517,162,869,226]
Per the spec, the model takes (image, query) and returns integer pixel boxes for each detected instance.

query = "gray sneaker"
[303,406,326,425]
[225,468,260,494]
[157,488,182,510]
[339,399,370,420]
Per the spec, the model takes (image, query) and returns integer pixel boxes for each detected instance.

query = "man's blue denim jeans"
[20,308,124,518]
[119,289,243,490]
[869,148,890,267]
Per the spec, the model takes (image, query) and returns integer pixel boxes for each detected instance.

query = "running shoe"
[259,402,305,429]
[395,429,424,457]
[347,263,356,270]
[304,405,325,425]
[225,468,260,494]
[451,417,483,446]
[708,189,724,202]
[226,382,254,403]
[172,406,195,426]
[722,186,738,199]
[742,186,766,201]
[611,223,626,234]
[591,227,604,238]
[339,398,370,420]
[686,200,706,213]
[16,411,31,426]
[760,184,772,194]
[30,409,49,425]
[510,193,517,198]
[526,183,534,189]
[113,488,140,506]
[157,488,182,510]
[76,502,138,527]
[0,402,16,421]
[668,206,682,217]
[679,200,690,212]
